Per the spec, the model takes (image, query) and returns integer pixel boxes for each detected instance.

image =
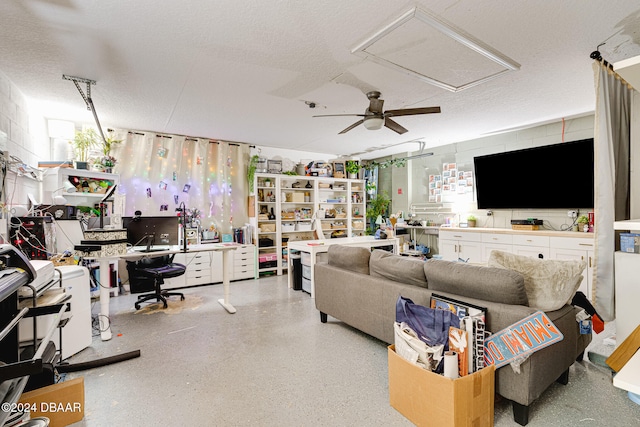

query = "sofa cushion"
[487,250,586,311]
[369,250,428,288]
[424,259,528,305]
[328,245,371,275]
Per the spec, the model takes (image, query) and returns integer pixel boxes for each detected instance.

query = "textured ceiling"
[1,1,639,159]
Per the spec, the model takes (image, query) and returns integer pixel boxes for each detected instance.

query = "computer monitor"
[122,216,180,247]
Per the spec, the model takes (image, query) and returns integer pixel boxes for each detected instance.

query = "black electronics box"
[259,237,274,248]
[510,219,543,225]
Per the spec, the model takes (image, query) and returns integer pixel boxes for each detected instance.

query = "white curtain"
[593,61,633,321]
[109,129,250,235]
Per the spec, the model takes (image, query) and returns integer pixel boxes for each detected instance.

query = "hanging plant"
[247,154,259,193]
[363,158,407,170]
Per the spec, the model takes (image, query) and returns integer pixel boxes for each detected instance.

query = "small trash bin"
[291,253,302,291]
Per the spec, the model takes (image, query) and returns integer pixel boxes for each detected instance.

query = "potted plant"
[247,155,259,193]
[71,128,99,169]
[577,215,589,232]
[366,191,391,234]
[467,215,477,227]
[346,161,360,179]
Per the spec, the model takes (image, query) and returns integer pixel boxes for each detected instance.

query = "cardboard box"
[388,345,495,426]
[19,377,85,427]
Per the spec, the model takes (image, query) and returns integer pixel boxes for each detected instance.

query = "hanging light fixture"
[363,116,384,130]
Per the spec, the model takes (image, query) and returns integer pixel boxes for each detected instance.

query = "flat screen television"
[473,139,594,209]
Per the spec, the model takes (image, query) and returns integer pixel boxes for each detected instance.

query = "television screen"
[473,139,594,209]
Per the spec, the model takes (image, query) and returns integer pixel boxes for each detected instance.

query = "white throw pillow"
[487,250,586,311]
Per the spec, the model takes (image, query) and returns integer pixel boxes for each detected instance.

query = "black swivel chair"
[126,255,187,310]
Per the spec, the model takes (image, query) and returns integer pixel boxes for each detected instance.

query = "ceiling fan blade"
[384,106,441,117]
[312,113,365,118]
[384,118,408,134]
[339,119,364,134]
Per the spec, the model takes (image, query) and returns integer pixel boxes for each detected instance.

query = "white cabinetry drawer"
[549,236,595,251]
[187,267,211,278]
[512,234,550,247]
[439,230,483,242]
[482,233,513,244]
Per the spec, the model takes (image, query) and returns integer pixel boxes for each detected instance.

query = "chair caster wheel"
[135,303,141,310]
[180,296,185,301]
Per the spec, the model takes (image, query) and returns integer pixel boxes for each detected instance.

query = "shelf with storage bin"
[252,173,367,275]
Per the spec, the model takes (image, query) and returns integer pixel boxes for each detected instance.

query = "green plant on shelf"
[248,154,259,193]
[346,161,360,176]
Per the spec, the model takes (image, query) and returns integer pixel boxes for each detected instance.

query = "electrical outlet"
[486,210,493,216]
[567,210,577,218]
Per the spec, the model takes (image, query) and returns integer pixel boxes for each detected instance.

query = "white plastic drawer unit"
[302,277,311,293]
[302,264,312,280]
[301,251,312,266]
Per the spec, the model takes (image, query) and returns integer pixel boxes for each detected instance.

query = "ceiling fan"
[313,91,440,135]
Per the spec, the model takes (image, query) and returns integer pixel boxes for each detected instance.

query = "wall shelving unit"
[253,173,366,276]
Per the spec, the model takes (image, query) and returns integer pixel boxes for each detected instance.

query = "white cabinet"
[164,246,255,287]
[437,227,594,298]
[481,232,513,263]
[512,234,550,260]
[230,244,257,280]
[253,173,366,275]
[439,230,482,262]
[549,237,594,299]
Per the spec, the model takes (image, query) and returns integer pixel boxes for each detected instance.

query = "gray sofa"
[314,246,592,426]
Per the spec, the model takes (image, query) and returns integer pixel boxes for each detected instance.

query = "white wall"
[389,115,595,231]
[0,71,49,169]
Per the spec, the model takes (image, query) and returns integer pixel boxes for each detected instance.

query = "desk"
[613,349,640,402]
[287,237,399,298]
[394,224,440,252]
[81,243,239,341]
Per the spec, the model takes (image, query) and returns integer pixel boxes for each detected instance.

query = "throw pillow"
[369,250,428,288]
[487,250,586,311]
[327,245,371,275]
[424,259,528,305]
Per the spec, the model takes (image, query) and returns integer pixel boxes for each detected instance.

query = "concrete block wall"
[0,71,49,167]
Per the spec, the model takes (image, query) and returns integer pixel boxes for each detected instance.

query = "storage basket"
[296,222,312,231]
[260,223,276,232]
[282,223,295,232]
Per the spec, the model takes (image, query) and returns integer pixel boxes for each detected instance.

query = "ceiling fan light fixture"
[363,117,384,130]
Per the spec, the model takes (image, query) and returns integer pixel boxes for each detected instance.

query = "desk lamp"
[176,202,188,252]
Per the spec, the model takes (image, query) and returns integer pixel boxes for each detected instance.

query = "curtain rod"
[590,44,614,70]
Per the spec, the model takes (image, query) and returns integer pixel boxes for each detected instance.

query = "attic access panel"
[352,7,520,92]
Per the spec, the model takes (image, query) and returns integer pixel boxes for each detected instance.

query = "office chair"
[126,255,187,309]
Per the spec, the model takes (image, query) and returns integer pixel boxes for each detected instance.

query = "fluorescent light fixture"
[363,117,384,130]
[351,6,520,92]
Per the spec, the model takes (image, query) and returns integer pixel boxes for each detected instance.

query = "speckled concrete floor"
[64,275,639,426]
